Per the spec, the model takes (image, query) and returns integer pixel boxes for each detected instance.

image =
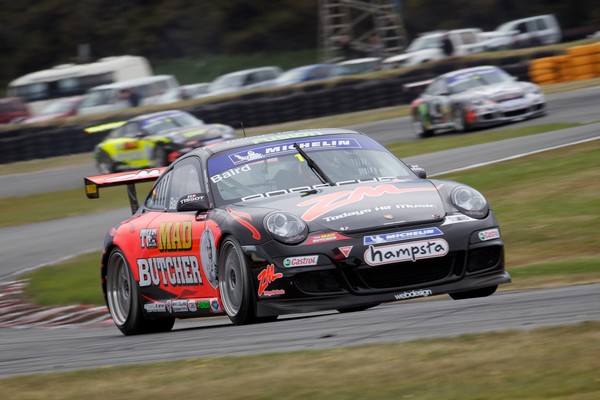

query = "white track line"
[431,136,600,176]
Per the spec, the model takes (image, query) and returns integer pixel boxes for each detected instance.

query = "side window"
[461,32,476,44]
[123,123,142,138]
[536,18,547,31]
[168,158,203,211]
[145,170,172,210]
[245,73,259,85]
[428,79,446,95]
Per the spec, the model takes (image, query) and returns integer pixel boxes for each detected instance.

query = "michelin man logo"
[200,227,218,288]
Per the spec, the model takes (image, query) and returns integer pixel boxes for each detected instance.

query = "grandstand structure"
[318,0,408,62]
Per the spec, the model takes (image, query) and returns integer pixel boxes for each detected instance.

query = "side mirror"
[408,164,427,179]
[177,193,210,212]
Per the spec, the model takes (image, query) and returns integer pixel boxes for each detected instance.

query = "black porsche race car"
[411,66,546,137]
[85,128,511,335]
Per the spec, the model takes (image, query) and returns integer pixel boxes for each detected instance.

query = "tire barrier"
[529,41,600,85]
[2,45,597,164]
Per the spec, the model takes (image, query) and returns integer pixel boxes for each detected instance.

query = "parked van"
[8,55,152,115]
[481,15,562,50]
[78,75,181,115]
[382,29,486,69]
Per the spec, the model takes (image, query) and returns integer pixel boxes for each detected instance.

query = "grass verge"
[2,322,599,399]
[23,141,600,306]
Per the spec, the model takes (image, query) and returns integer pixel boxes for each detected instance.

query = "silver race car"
[411,66,546,137]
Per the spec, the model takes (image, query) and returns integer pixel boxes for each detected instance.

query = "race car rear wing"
[84,168,166,214]
[83,121,127,135]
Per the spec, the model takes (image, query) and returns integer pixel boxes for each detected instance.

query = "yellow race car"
[90,110,235,173]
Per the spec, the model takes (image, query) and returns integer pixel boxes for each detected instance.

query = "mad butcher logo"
[298,184,439,221]
[138,256,203,287]
[364,238,449,266]
[158,221,192,251]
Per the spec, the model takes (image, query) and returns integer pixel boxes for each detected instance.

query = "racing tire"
[412,111,434,138]
[449,285,498,300]
[106,248,175,335]
[218,237,258,325]
[337,303,380,313]
[152,144,168,167]
[96,150,116,174]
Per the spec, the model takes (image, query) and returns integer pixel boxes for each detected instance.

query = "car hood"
[238,180,446,233]
[458,82,530,101]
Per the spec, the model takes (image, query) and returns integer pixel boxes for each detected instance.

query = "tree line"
[1,0,598,90]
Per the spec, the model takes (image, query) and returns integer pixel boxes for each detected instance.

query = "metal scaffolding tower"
[318,0,408,62]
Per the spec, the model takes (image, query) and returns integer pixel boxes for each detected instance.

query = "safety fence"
[529,41,600,85]
[0,49,562,164]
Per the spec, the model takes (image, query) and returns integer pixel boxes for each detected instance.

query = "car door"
[139,157,222,315]
[110,122,155,167]
[425,79,453,124]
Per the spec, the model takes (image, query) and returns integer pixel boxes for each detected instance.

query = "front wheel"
[453,106,466,133]
[106,248,174,335]
[449,285,498,300]
[218,237,258,325]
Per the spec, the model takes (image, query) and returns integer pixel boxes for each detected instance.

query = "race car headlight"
[265,212,308,244]
[525,84,542,94]
[451,186,489,219]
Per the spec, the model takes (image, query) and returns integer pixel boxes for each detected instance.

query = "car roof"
[336,57,381,65]
[441,65,499,79]
[192,128,363,156]
[218,66,281,78]
[129,109,190,122]
[87,75,176,91]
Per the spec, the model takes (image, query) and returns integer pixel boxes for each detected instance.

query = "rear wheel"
[152,144,168,167]
[106,248,175,335]
[96,150,115,174]
[219,237,258,325]
[449,285,498,300]
[412,111,434,138]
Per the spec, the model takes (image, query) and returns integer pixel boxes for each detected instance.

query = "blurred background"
[1,0,599,88]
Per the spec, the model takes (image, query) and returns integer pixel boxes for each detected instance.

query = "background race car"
[89,110,235,173]
[411,65,546,137]
[85,128,510,335]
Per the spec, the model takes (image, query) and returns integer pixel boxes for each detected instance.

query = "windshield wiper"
[292,143,334,186]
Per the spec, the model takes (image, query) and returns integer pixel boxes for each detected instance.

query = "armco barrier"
[0,47,578,164]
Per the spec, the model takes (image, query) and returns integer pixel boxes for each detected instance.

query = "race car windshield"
[141,112,203,135]
[448,69,512,93]
[207,135,416,204]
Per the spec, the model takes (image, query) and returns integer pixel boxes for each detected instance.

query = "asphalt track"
[1,284,598,378]
[1,85,599,199]
[0,87,599,378]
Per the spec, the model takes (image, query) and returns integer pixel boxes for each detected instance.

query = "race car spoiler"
[84,121,127,135]
[84,167,166,213]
